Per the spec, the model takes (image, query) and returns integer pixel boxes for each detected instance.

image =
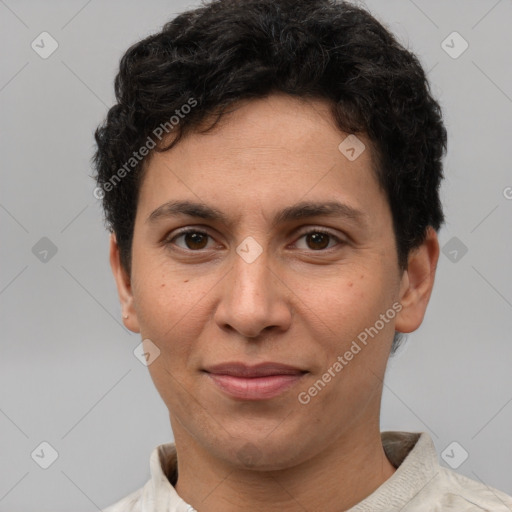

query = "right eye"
[166,229,216,251]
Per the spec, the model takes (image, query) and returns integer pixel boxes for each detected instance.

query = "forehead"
[166,95,376,170]
[136,94,388,231]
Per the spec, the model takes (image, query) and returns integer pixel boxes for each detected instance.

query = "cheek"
[296,272,396,416]
[130,263,198,354]
[133,274,204,406]
[307,271,377,327]
[303,265,398,359]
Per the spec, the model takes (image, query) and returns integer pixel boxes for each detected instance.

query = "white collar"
[138,431,435,511]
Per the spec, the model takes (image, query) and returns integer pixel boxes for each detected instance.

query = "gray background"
[1,0,511,510]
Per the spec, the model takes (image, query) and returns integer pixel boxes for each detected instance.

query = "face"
[111,94,438,470]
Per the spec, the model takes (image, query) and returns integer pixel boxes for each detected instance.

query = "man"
[94,0,512,510]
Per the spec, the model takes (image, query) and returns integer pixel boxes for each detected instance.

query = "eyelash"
[165,227,345,252]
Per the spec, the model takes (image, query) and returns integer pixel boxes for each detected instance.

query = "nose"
[214,247,293,340]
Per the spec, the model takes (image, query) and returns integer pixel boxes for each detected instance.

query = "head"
[94,0,445,470]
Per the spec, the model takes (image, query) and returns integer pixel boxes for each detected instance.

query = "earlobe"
[394,227,440,334]
[109,233,141,333]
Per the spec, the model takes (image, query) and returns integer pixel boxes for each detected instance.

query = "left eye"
[294,230,342,251]
[167,229,342,251]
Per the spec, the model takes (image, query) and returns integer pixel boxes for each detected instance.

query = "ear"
[109,233,140,333]
[395,226,440,334]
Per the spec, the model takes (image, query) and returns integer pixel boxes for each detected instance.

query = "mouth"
[203,362,307,401]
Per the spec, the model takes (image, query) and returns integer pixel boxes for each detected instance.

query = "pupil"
[186,232,207,249]
[307,232,329,250]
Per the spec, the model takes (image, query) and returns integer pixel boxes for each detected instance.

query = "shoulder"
[415,466,512,511]
[380,432,512,511]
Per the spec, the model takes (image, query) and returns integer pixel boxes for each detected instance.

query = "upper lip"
[204,362,306,378]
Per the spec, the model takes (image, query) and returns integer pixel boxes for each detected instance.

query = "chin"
[217,437,311,471]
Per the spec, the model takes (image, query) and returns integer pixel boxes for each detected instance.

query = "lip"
[203,362,307,400]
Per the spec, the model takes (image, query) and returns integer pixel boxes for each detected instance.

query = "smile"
[203,362,307,400]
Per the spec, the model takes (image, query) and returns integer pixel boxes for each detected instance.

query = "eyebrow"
[146,199,367,229]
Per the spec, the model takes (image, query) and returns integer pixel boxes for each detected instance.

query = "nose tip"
[232,324,274,340]
[213,253,292,340]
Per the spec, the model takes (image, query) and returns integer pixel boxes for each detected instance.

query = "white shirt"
[104,431,512,511]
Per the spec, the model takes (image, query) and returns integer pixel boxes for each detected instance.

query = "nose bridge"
[231,243,272,309]
[214,240,290,338]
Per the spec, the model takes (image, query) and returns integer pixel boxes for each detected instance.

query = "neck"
[173,421,396,512]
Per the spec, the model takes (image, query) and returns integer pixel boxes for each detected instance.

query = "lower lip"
[206,373,304,400]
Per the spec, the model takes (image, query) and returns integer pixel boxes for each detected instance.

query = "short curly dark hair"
[93,0,447,354]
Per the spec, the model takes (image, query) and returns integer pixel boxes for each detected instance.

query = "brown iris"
[306,232,330,250]
[184,232,209,250]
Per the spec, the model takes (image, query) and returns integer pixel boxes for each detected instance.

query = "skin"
[110,93,439,512]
